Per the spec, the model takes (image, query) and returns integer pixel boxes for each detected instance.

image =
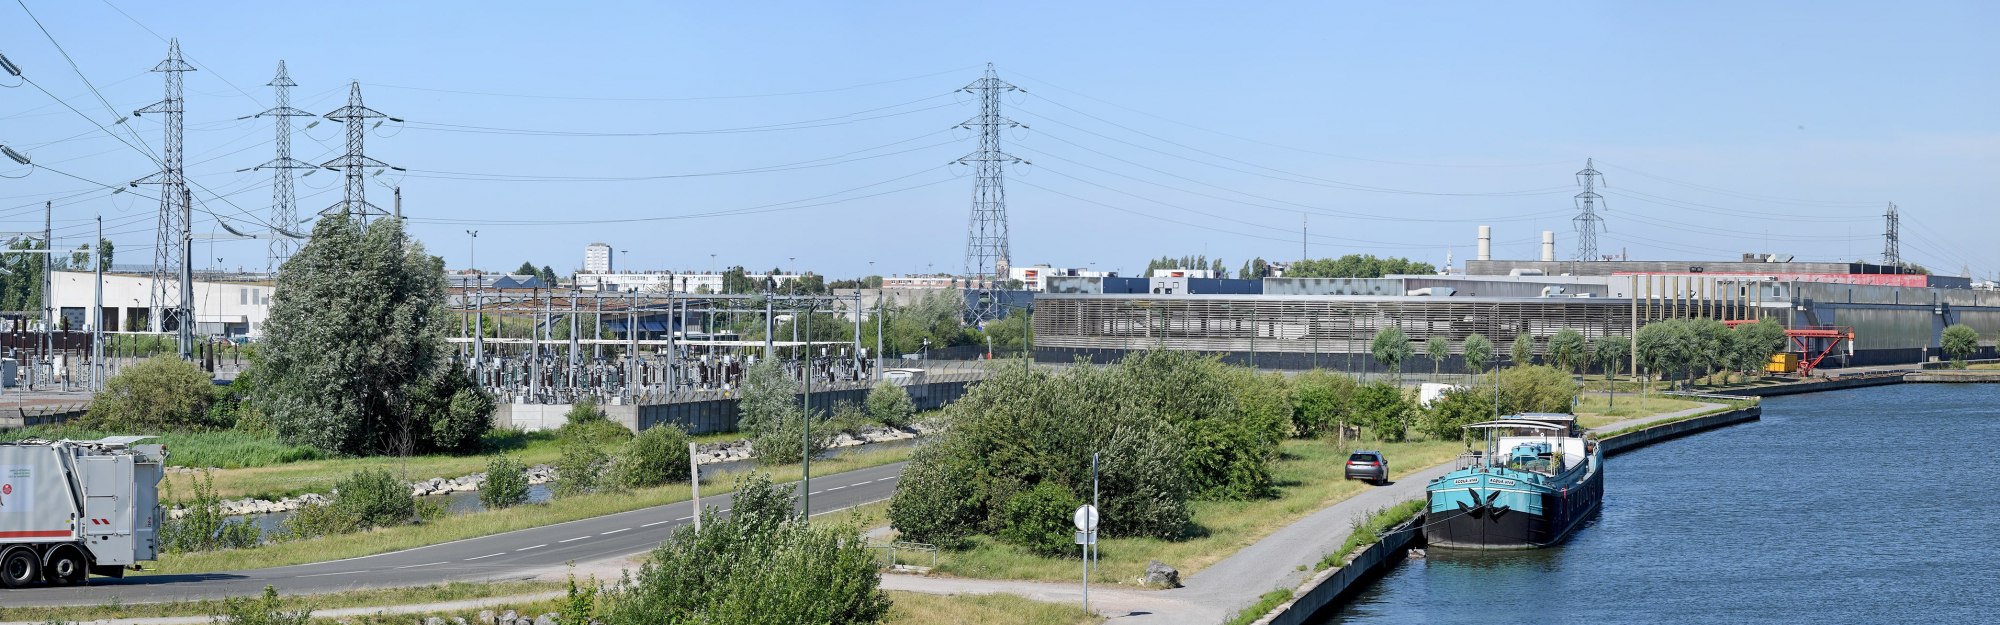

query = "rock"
[1144,560,1181,588]
[478,610,495,625]
[425,618,446,625]
[534,614,557,625]
[453,618,467,625]
[499,610,517,623]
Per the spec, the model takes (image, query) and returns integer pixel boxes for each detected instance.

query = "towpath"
[881,401,1725,624]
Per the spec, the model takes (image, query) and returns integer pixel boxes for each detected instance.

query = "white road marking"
[828,486,846,490]
[675,516,692,521]
[641,520,670,527]
[465,553,505,561]
[517,544,546,551]
[298,570,367,578]
[601,528,630,535]
[559,536,590,543]
[394,562,448,569]
[810,491,823,495]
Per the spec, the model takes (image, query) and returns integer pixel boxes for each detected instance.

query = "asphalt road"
[0,462,909,606]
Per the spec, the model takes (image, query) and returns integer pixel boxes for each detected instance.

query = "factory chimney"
[1477,225,1492,261]
[1541,231,1556,262]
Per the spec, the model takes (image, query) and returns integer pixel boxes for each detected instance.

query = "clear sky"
[1,1,1993,280]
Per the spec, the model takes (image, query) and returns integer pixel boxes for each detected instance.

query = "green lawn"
[885,591,1101,625]
[149,445,914,574]
[0,580,563,622]
[1571,394,1702,430]
[925,433,1465,585]
[163,430,574,500]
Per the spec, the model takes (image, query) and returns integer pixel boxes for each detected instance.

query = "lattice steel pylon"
[320,81,393,223]
[1572,157,1607,261]
[1882,202,1900,268]
[956,63,1024,321]
[252,61,317,270]
[131,38,194,347]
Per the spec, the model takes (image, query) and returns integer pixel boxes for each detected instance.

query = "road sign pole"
[690,441,701,531]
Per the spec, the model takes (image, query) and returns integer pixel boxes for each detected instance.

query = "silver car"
[1345,451,1388,484]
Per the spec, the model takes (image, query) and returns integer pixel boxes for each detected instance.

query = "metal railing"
[865,538,937,570]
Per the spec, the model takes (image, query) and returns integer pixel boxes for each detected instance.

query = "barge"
[1423,413,1602,549]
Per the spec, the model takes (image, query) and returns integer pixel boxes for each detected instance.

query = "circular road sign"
[1073,504,1099,532]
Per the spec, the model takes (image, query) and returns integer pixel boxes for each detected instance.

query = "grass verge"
[884,591,1101,625]
[162,431,571,500]
[1571,394,1701,429]
[0,580,562,622]
[149,446,913,574]
[0,427,331,471]
[1222,589,1293,625]
[1597,398,1758,439]
[933,433,1465,585]
[1315,499,1424,571]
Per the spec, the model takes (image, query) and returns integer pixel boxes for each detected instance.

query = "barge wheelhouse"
[1423,413,1602,550]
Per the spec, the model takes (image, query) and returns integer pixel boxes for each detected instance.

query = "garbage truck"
[0,437,166,587]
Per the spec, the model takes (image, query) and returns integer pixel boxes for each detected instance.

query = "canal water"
[1319,383,2000,624]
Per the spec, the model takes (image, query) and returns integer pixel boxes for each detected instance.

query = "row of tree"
[1143,255,1228,278]
[1285,254,1438,279]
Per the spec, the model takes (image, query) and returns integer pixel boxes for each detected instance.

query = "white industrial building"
[583,243,614,274]
[48,271,274,338]
[574,271,804,293]
[1006,265,1113,291]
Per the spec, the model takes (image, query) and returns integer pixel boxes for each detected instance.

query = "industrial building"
[1031,260,2000,372]
[47,271,274,338]
[583,243,615,274]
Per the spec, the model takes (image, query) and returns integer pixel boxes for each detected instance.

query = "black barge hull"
[1424,463,1603,550]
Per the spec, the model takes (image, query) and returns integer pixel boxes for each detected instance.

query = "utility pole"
[251,61,315,271]
[801,302,813,520]
[42,201,52,375]
[959,63,1024,323]
[94,216,103,391]
[133,39,193,353]
[1574,158,1606,262]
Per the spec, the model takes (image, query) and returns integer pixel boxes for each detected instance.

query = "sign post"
[690,442,701,531]
[1074,502,1098,614]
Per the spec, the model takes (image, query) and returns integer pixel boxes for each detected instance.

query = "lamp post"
[465,230,478,272]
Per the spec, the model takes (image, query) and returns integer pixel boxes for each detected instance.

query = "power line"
[399,93,955,137]
[360,65,982,102]
[405,166,956,226]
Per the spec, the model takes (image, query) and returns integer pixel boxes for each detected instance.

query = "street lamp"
[465,230,478,273]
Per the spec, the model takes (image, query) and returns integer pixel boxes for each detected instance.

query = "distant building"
[583,243,614,274]
[48,271,273,338]
[1007,265,1113,291]
[574,271,803,293]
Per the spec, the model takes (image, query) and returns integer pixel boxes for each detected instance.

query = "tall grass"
[1314,498,1425,571]
[883,591,1100,625]
[0,427,328,468]
[1222,589,1293,625]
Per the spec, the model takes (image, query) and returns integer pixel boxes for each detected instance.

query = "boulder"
[453,618,468,625]
[478,610,495,625]
[425,618,446,625]
[1144,560,1181,588]
[534,614,557,625]
[498,610,517,623]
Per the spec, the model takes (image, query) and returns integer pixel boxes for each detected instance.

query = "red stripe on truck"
[0,530,73,538]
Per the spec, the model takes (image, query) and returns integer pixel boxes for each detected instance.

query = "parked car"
[1345,451,1388,484]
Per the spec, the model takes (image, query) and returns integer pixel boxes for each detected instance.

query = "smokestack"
[1541,231,1556,262]
[1477,225,1492,261]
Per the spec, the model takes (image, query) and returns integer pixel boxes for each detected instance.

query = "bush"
[559,397,631,444]
[1119,350,1283,500]
[411,370,496,454]
[214,585,312,625]
[865,380,915,429]
[889,359,1190,547]
[481,455,531,510]
[750,408,834,466]
[335,468,417,528]
[736,358,798,435]
[1290,369,1358,438]
[272,500,360,541]
[600,473,889,625]
[1351,381,1412,442]
[827,401,871,436]
[1942,323,1980,362]
[1421,386,1496,442]
[997,481,1083,557]
[615,425,692,489]
[554,441,611,498]
[161,469,262,553]
[77,357,219,431]
[1497,365,1581,414]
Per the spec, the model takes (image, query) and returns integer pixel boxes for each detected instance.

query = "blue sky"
[1,1,1993,280]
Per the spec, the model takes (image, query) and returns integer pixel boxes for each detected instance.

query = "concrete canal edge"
[1247,405,1762,625]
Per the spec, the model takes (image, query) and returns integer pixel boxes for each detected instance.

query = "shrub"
[1290,369,1357,438]
[736,358,798,435]
[214,585,312,625]
[161,469,262,553]
[335,468,417,528]
[78,357,219,431]
[559,397,631,444]
[827,401,871,436]
[1119,350,1282,500]
[481,455,531,510]
[553,440,611,498]
[615,425,692,489]
[411,370,495,454]
[600,473,889,625]
[750,408,834,466]
[865,380,915,429]
[1497,365,1581,414]
[1352,381,1412,442]
[997,481,1083,557]
[272,500,360,541]
[1421,386,1496,442]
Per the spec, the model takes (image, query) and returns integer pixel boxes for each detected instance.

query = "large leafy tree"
[1941,323,1980,362]
[260,214,487,455]
[1546,327,1588,374]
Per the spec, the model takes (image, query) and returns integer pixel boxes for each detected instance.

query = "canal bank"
[1243,403,1759,625]
[1318,383,2000,624]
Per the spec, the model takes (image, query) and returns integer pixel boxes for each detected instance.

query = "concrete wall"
[1249,517,1422,625]
[1600,406,1762,456]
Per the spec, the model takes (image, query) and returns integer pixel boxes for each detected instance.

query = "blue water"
[1319,383,2000,624]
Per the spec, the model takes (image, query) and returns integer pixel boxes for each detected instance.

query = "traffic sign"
[1073,504,1098,532]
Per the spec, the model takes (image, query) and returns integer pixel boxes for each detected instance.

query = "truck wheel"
[0,550,38,588]
[42,549,84,586]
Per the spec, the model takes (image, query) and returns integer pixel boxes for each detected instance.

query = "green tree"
[1371,326,1413,379]
[997,481,1083,557]
[1461,334,1493,378]
[1352,381,1412,442]
[1425,336,1450,377]
[77,357,220,431]
[261,214,463,456]
[553,440,611,498]
[1511,332,1536,367]
[1636,320,1693,387]
[1734,318,1788,375]
[1420,386,1495,442]
[335,468,417,528]
[1547,327,1588,374]
[1290,369,1357,439]
[1594,336,1630,382]
[1942,323,1980,363]
[615,425,693,489]
[1285,254,1439,278]
[514,261,538,276]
